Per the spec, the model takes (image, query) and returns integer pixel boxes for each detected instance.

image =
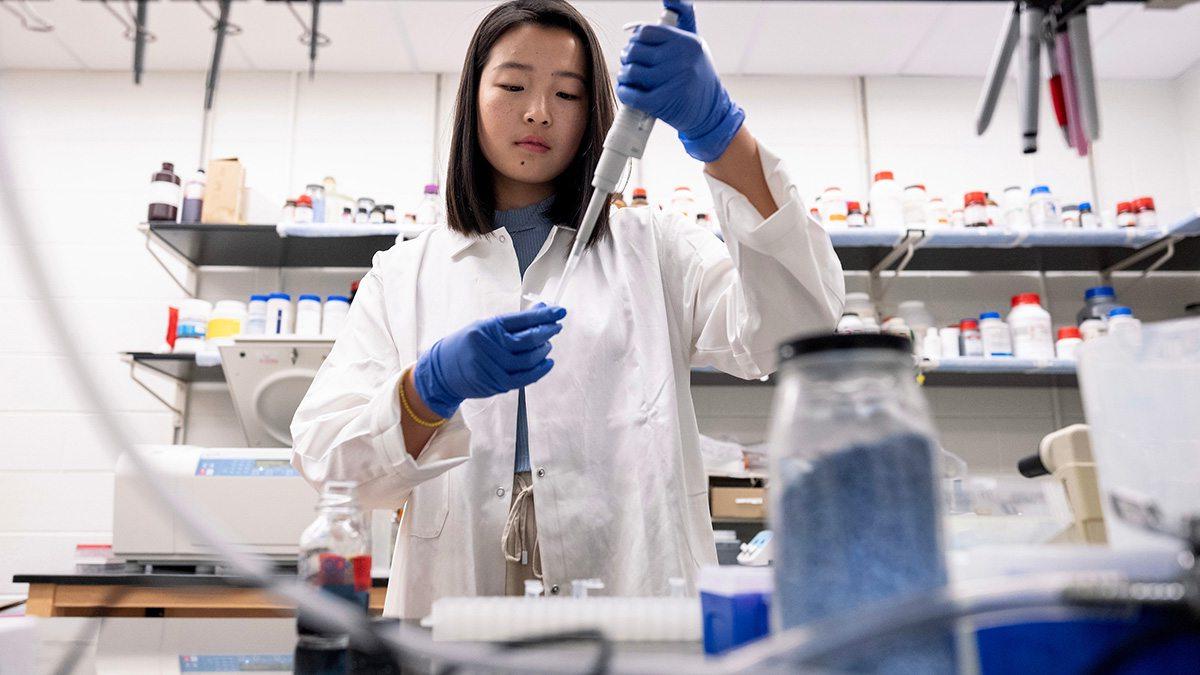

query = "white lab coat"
[290,141,845,619]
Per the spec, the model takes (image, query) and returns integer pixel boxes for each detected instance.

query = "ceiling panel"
[740,1,947,75]
[2,1,1200,81]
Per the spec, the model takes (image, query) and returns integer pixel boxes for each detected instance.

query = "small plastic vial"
[846,201,866,228]
[1134,197,1157,229]
[1078,202,1098,229]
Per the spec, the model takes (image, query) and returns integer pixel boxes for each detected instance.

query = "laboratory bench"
[13,571,388,619]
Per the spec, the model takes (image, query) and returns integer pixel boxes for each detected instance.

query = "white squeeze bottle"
[1007,293,1055,360]
[868,171,904,228]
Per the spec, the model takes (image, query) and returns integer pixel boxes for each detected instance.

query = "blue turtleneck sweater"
[492,195,556,474]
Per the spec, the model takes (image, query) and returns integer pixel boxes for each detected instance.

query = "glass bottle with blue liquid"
[767,333,953,673]
[297,480,372,651]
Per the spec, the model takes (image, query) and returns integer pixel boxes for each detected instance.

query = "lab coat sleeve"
[289,256,471,510]
[662,140,845,379]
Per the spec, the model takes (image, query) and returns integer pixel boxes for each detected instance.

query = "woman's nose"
[525,113,550,127]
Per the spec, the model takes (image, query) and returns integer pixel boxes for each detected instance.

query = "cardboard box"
[710,486,767,521]
[200,157,246,224]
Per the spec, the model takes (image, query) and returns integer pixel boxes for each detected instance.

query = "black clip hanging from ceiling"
[204,0,234,112]
[270,0,336,81]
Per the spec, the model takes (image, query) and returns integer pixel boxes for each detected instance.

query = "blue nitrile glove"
[412,303,565,420]
[617,0,745,163]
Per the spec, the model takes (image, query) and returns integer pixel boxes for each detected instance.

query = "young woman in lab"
[291,0,844,618]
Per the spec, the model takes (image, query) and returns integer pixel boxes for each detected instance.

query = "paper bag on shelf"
[200,157,246,224]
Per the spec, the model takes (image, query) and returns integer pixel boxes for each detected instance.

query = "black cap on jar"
[778,332,911,363]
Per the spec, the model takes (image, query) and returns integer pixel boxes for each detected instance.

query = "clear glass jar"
[767,334,952,670]
[297,481,372,650]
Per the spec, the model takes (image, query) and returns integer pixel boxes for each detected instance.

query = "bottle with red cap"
[630,187,649,208]
[902,184,930,228]
[959,319,984,357]
[963,192,988,228]
[869,170,904,228]
[1116,201,1137,228]
[294,194,314,223]
[1055,326,1083,360]
[1133,197,1157,229]
[846,201,866,228]
[1007,293,1055,360]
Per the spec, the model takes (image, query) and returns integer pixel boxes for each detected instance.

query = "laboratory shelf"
[920,357,1077,387]
[145,213,1200,273]
[827,211,1200,272]
[123,352,224,383]
[144,223,398,268]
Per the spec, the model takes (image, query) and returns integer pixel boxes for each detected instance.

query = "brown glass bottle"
[147,162,181,222]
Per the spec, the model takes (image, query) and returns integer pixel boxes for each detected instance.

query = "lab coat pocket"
[406,471,450,539]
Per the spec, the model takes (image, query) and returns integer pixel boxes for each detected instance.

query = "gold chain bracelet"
[399,368,447,428]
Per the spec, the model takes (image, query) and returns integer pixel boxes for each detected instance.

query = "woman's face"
[477,23,589,196]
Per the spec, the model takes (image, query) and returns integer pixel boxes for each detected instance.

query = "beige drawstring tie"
[501,474,542,579]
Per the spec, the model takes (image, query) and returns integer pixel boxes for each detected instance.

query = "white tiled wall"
[1,67,1198,598]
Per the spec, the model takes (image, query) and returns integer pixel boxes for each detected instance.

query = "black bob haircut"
[445,0,617,249]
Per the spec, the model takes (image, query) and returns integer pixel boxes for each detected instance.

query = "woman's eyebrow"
[495,61,584,83]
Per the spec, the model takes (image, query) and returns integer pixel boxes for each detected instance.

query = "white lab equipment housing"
[113,337,333,565]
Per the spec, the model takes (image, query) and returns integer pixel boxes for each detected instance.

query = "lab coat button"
[549,585,560,595]
[496,487,506,498]
[536,467,546,478]
[499,234,508,243]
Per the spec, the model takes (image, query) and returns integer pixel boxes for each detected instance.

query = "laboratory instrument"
[548,5,679,304]
[767,333,952,671]
[113,445,318,565]
[220,335,333,447]
[1019,424,1106,544]
[976,1,1100,156]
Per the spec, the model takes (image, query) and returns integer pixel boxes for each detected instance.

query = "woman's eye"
[500,85,524,93]
[557,92,581,101]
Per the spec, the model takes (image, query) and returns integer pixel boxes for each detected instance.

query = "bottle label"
[149,180,181,207]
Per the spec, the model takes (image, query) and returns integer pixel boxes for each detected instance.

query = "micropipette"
[546,5,679,305]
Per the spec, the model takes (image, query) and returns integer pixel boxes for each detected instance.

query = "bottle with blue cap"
[1077,285,1119,325]
[1078,202,1099,229]
[1027,185,1059,229]
[979,311,1013,358]
[245,294,270,335]
[322,295,351,338]
[296,294,323,336]
[265,292,292,335]
[1106,306,1142,342]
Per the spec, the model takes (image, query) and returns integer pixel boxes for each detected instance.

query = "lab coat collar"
[447,224,576,259]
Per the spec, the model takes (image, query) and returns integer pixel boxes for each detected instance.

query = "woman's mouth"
[516,136,550,154]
